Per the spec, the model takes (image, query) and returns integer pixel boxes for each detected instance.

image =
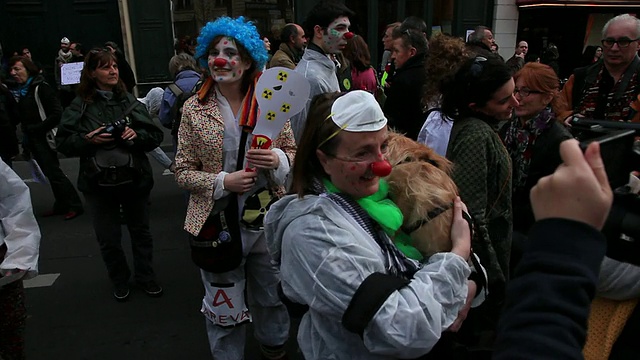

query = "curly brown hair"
[422,33,470,107]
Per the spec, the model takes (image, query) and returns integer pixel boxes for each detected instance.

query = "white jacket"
[291,47,341,142]
[0,161,41,279]
[264,194,470,360]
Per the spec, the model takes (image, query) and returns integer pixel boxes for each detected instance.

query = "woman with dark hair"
[56,48,164,301]
[418,33,471,156]
[440,55,517,354]
[7,55,84,219]
[343,35,377,93]
[265,90,473,359]
[174,16,295,359]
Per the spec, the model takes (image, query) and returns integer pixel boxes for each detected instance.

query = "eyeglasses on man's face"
[601,37,640,48]
[513,87,543,97]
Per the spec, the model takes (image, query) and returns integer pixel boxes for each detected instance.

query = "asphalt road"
[13,153,302,360]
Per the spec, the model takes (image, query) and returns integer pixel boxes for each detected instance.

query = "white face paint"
[322,16,351,54]
[207,37,251,84]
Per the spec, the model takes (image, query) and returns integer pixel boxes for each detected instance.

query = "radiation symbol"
[277,71,288,82]
[241,189,277,229]
[280,103,291,113]
[254,136,269,147]
[266,111,277,121]
[262,89,273,100]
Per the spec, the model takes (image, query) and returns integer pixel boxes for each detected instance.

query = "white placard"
[253,67,310,140]
[60,62,84,85]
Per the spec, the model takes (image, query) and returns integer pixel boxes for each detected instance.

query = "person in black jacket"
[500,62,572,273]
[0,78,19,167]
[494,139,613,359]
[7,56,83,219]
[383,27,428,140]
[56,48,164,302]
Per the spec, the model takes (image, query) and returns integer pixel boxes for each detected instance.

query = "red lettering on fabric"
[212,289,234,308]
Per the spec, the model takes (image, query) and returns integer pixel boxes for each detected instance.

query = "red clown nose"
[213,58,227,67]
[344,32,355,40]
[371,160,392,177]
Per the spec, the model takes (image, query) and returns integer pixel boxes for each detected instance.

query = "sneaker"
[113,284,130,302]
[139,280,163,297]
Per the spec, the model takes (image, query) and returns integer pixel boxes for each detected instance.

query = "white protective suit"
[264,194,471,360]
[291,46,341,142]
[0,161,41,279]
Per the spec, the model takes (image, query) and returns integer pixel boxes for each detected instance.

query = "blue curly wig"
[195,16,269,71]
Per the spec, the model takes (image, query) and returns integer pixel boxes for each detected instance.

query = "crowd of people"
[1,1,639,359]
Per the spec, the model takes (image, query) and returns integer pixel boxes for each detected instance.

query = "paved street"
[13,151,302,360]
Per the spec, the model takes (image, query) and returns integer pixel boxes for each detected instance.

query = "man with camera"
[559,14,640,124]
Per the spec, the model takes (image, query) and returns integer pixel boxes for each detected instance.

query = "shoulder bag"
[34,85,57,151]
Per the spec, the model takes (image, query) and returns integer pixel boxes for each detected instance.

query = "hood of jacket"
[175,69,201,82]
[264,194,330,266]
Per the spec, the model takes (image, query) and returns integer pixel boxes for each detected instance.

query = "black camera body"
[570,118,640,265]
[97,118,128,139]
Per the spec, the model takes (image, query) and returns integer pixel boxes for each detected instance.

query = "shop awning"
[517,0,640,7]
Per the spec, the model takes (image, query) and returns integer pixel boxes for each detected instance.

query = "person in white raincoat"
[264,90,472,359]
[0,159,41,360]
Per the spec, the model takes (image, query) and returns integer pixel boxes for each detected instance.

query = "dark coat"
[56,93,163,193]
[494,218,606,360]
[11,76,62,147]
[447,116,512,291]
[500,120,572,234]
[0,84,19,161]
[383,53,427,140]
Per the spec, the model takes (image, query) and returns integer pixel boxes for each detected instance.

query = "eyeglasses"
[601,37,640,48]
[513,87,544,97]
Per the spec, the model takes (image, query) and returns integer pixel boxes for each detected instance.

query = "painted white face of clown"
[322,16,351,54]
[207,37,252,83]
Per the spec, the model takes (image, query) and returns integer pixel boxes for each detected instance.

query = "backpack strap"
[168,83,183,97]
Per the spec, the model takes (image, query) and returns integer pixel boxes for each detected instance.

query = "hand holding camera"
[86,126,114,145]
[531,139,613,230]
[86,120,137,144]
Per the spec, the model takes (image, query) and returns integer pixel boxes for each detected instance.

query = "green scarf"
[322,179,423,260]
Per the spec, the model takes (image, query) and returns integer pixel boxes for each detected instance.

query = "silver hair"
[602,14,640,39]
[468,26,490,42]
[168,53,197,78]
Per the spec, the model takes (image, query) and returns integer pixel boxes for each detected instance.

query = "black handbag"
[189,130,249,273]
[190,195,243,273]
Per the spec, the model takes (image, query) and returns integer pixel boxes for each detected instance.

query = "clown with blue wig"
[173,16,295,360]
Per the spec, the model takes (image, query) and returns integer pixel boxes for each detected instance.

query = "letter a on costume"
[212,289,234,309]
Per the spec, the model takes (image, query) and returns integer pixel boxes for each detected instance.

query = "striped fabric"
[321,191,421,279]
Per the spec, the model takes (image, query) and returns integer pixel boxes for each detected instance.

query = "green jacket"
[446,116,513,293]
[56,93,163,193]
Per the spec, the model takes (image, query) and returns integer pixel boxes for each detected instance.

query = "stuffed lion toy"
[385,132,458,257]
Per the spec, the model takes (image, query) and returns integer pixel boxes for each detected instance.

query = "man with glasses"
[559,14,640,123]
